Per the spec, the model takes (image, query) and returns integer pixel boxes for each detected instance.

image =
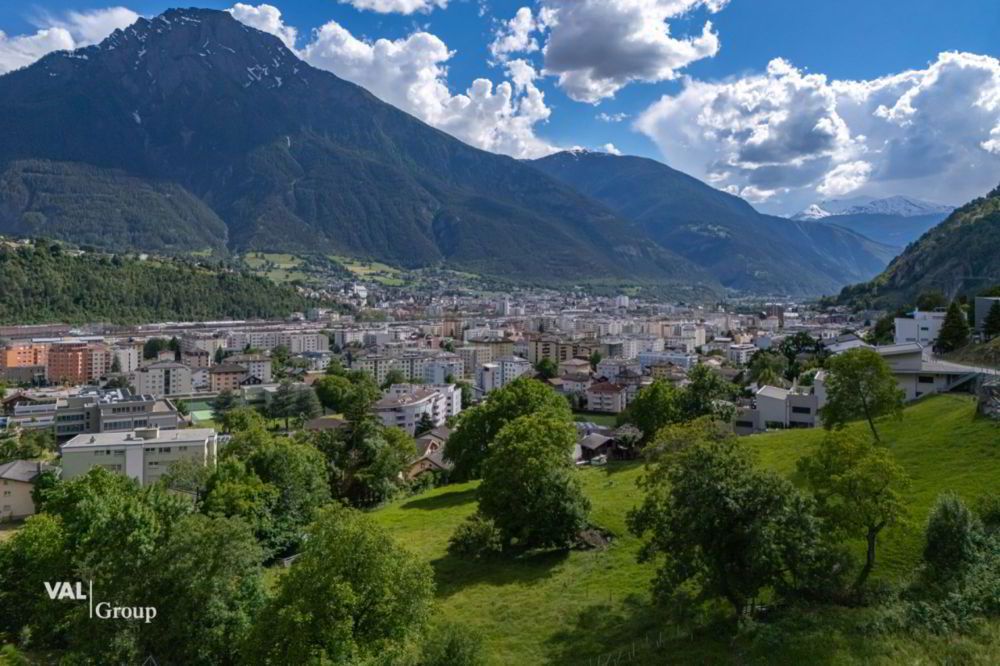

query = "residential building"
[638,350,697,371]
[475,355,532,394]
[47,342,113,385]
[727,343,758,366]
[423,353,465,384]
[455,346,491,379]
[894,310,947,346]
[228,354,273,383]
[873,343,981,401]
[0,460,57,520]
[586,382,628,414]
[373,384,461,435]
[61,427,218,487]
[132,361,193,397]
[181,348,212,369]
[209,364,248,393]
[112,345,141,374]
[558,358,592,377]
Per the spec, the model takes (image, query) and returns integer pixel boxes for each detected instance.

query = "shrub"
[448,514,504,560]
[419,621,486,666]
[923,493,984,580]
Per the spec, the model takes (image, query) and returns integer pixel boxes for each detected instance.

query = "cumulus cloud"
[540,0,728,103]
[489,6,549,62]
[0,6,138,74]
[602,143,623,155]
[292,11,555,158]
[339,0,448,15]
[228,3,297,48]
[637,52,1000,212]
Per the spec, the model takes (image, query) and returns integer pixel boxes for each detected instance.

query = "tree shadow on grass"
[430,547,570,599]
[397,487,477,511]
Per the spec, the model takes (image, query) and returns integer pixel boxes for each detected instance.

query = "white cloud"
[818,160,872,197]
[0,6,138,74]
[228,3,297,48]
[297,15,556,158]
[489,6,545,62]
[637,52,1000,212]
[602,143,622,155]
[540,0,728,103]
[597,112,630,123]
[339,0,448,15]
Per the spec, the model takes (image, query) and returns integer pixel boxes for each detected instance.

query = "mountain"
[791,196,954,220]
[531,151,895,296]
[0,8,714,293]
[0,241,315,324]
[838,184,1000,308]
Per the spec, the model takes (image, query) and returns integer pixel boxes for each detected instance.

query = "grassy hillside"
[372,395,1000,664]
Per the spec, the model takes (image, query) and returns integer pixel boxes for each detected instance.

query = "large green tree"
[936,301,970,352]
[245,504,433,664]
[983,300,1000,340]
[799,431,910,590]
[477,414,590,550]
[313,374,355,413]
[620,380,683,443]
[445,378,571,480]
[820,347,904,442]
[628,432,830,619]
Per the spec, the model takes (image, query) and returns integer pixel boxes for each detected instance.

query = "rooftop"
[62,428,215,449]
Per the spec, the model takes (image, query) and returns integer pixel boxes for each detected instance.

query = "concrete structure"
[61,427,218,487]
[894,310,947,346]
[0,460,57,520]
[47,342,113,385]
[132,361,193,397]
[727,343,757,366]
[7,388,180,439]
[422,353,465,384]
[638,350,697,371]
[875,343,982,401]
[475,355,531,394]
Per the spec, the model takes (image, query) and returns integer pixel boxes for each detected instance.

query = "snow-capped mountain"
[791,196,954,221]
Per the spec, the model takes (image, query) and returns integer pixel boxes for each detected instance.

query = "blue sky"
[2,1,999,214]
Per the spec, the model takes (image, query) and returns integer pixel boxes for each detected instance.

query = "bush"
[419,621,486,666]
[974,492,1000,530]
[448,514,504,560]
[923,493,984,580]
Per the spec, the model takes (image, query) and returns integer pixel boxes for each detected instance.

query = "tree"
[984,300,1000,340]
[311,425,412,506]
[381,368,407,389]
[628,433,830,619]
[245,504,433,664]
[820,348,904,443]
[202,458,281,553]
[445,378,571,480]
[293,387,322,425]
[588,351,602,372]
[680,363,737,421]
[314,374,354,413]
[748,350,788,386]
[799,431,910,590]
[477,414,590,550]
[936,301,970,353]
[923,492,984,581]
[269,380,302,431]
[221,406,268,434]
[245,439,331,556]
[535,358,558,380]
[415,412,436,437]
[110,354,122,373]
[620,380,682,443]
[916,290,948,311]
[143,514,266,665]
[212,390,242,422]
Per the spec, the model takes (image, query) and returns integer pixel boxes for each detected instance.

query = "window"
[157,447,172,454]
[3,491,10,497]
[791,406,812,415]
[918,375,935,384]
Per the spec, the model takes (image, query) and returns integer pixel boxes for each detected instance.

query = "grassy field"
[372,394,1000,664]
[330,255,405,286]
[242,252,312,284]
[573,411,619,427]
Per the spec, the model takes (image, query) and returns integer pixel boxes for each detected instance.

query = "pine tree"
[936,301,970,353]
[984,300,1000,340]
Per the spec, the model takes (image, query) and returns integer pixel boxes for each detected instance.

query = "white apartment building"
[61,427,217,486]
[894,310,947,346]
[456,346,491,379]
[112,345,140,374]
[475,355,532,394]
[228,354,273,383]
[374,384,462,435]
[131,361,193,397]
[638,350,698,371]
[727,343,758,366]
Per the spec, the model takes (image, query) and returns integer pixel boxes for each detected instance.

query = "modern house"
[585,382,628,414]
[60,427,218,487]
[373,384,462,435]
[894,310,947,346]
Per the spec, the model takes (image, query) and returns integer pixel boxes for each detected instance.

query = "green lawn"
[573,411,618,427]
[372,394,1000,664]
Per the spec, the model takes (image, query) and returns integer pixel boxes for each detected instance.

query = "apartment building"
[456,346,491,379]
[209,364,248,393]
[475,355,532,394]
[526,336,600,365]
[373,384,462,435]
[228,354,273,383]
[181,348,212,369]
[466,337,515,363]
[585,382,629,414]
[113,345,141,374]
[132,361,194,397]
[47,342,113,385]
[61,427,218,487]
[0,342,48,383]
[423,353,465,384]
[8,388,181,439]
[727,343,758,366]
[638,350,697,371]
